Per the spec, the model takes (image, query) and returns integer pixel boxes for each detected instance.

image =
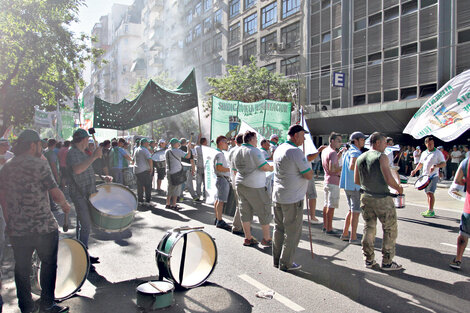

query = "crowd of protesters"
[1,127,470,313]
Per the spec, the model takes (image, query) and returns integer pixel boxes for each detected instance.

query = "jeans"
[136,171,152,202]
[71,194,92,248]
[10,230,58,313]
[110,167,124,184]
[180,167,197,199]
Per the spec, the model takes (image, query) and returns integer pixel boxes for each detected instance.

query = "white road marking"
[239,274,305,312]
[440,243,470,255]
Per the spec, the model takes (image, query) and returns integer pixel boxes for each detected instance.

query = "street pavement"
[2,178,470,313]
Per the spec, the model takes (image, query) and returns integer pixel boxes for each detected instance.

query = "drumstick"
[63,212,69,232]
[148,281,164,292]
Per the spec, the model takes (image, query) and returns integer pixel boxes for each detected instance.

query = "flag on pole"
[299,109,317,155]
[238,120,266,147]
[403,69,470,141]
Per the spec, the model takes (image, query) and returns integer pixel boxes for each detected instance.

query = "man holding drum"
[410,136,446,218]
[0,130,71,313]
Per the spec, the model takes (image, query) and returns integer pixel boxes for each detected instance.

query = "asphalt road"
[2,179,469,313]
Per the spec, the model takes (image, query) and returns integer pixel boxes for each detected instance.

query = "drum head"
[415,175,430,190]
[90,183,137,216]
[137,281,174,294]
[167,230,217,288]
[34,238,89,300]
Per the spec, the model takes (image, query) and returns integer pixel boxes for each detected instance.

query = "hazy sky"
[70,0,134,36]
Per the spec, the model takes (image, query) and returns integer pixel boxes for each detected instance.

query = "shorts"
[323,184,340,208]
[345,189,361,213]
[424,175,439,194]
[306,178,317,199]
[236,184,272,225]
[167,179,182,197]
[215,176,230,202]
[157,167,166,180]
[459,212,470,238]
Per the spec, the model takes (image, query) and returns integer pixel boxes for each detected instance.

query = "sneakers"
[365,259,377,268]
[421,210,436,218]
[243,237,259,246]
[340,235,349,241]
[40,303,69,313]
[280,262,302,272]
[216,219,232,231]
[261,238,272,246]
[193,197,203,202]
[449,258,462,270]
[309,218,322,225]
[326,230,339,235]
[349,239,361,245]
[381,261,403,271]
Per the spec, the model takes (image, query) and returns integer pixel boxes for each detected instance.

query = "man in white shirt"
[450,145,463,180]
[412,146,421,175]
[411,136,446,218]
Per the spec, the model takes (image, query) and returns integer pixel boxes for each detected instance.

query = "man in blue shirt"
[340,131,367,244]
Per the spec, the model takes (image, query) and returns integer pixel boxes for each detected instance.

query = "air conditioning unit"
[278,42,286,51]
[268,42,278,51]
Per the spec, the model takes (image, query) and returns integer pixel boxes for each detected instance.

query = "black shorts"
[157,167,166,180]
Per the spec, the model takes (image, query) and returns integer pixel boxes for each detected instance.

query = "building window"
[214,9,222,25]
[229,22,241,45]
[194,2,202,16]
[384,48,398,60]
[244,13,258,36]
[421,38,437,51]
[368,93,381,104]
[185,30,193,44]
[230,0,240,18]
[204,0,212,11]
[281,55,299,76]
[261,32,277,54]
[245,0,256,10]
[321,65,330,76]
[402,0,418,15]
[384,6,399,21]
[321,0,331,9]
[332,27,341,38]
[203,39,212,56]
[401,43,417,56]
[353,95,366,106]
[204,17,212,33]
[368,52,381,65]
[369,12,381,27]
[282,0,300,19]
[263,63,276,72]
[421,0,437,9]
[243,41,257,65]
[228,49,239,66]
[354,18,366,31]
[281,22,300,47]
[194,24,202,38]
[213,57,222,75]
[213,33,222,51]
[332,99,340,109]
[384,89,398,102]
[401,87,417,100]
[186,11,193,25]
[458,29,470,44]
[353,56,366,68]
[261,2,277,29]
[420,84,437,97]
[322,32,331,43]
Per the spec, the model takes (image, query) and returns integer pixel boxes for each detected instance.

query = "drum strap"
[179,233,188,285]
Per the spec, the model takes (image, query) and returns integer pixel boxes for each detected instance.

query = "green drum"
[156,227,217,289]
[89,183,137,232]
[136,281,174,310]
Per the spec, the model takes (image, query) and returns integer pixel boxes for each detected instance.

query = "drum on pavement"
[89,183,137,232]
[31,238,89,301]
[136,280,174,310]
[155,227,217,289]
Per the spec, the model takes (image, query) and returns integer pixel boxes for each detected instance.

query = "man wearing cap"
[233,131,273,247]
[0,130,71,313]
[412,146,421,176]
[354,132,403,271]
[165,138,191,209]
[195,137,208,200]
[154,139,167,192]
[179,138,198,201]
[227,133,244,235]
[134,138,153,205]
[269,134,279,155]
[450,145,462,180]
[411,136,446,217]
[67,128,109,267]
[321,132,344,234]
[260,139,272,160]
[272,125,313,271]
[213,136,233,231]
[109,138,133,184]
[340,131,366,244]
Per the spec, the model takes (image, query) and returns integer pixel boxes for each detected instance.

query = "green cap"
[169,138,180,145]
[140,138,149,144]
[17,130,41,143]
[149,140,155,144]
[73,128,90,140]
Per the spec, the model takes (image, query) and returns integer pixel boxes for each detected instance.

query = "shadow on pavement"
[67,273,252,313]
[398,216,460,233]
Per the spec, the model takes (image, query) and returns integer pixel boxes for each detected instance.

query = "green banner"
[59,111,76,140]
[210,96,291,146]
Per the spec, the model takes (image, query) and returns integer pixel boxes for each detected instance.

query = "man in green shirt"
[354,132,403,271]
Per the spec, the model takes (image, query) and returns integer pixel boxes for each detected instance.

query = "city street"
[2,179,469,313]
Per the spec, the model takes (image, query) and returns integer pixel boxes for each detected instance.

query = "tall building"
[305,0,470,138]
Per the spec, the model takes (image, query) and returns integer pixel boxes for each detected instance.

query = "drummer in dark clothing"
[0,130,71,313]
[67,129,112,269]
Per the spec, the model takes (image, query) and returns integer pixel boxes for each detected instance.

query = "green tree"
[0,0,101,132]
[204,57,298,116]
[128,72,198,140]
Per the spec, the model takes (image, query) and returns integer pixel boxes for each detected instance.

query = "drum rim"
[136,281,175,295]
[159,229,218,288]
[91,182,138,208]
[448,188,465,202]
[414,175,430,190]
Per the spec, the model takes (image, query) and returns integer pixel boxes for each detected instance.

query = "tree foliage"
[204,57,298,116]
[128,72,198,140]
[0,0,101,132]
